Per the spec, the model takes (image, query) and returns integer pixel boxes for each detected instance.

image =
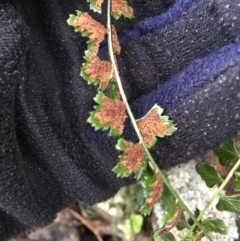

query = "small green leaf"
[215,139,240,166]
[139,170,156,215]
[115,137,125,151]
[157,205,182,236]
[80,54,100,87]
[113,139,146,177]
[111,0,134,20]
[87,0,103,13]
[67,14,76,26]
[112,164,132,178]
[195,163,223,188]
[136,104,176,148]
[67,11,82,26]
[202,218,228,235]
[161,184,178,224]
[233,172,240,191]
[88,91,126,137]
[150,184,180,236]
[122,214,143,237]
[140,205,152,216]
[130,214,143,233]
[112,156,147,178]
[112,139,132,177]
[87,91,104,130]
[176,213,189,231]
[216,195,240,215]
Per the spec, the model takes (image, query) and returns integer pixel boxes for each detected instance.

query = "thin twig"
[70,208,104,241]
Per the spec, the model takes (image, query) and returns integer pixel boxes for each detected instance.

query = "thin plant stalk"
[106,1,213,240]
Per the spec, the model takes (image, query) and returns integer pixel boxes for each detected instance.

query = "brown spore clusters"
[137,107,170,147]
[147,174,163,208]
[94,95,127,134]
[85,54,112,90]
[120,142,145,173]
[73,12,107,51]
[112,0,133,18]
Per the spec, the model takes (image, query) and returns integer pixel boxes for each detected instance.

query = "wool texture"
[118,0,240,99]
[0,0,240,240]
[99,0,198,56]
[131,38,240,116]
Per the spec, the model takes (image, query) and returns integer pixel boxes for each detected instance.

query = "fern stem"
[186,157,240,238]
[106,1,214,240]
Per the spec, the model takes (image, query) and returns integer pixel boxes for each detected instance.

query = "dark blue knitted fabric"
[131,38,240,118]
[99,0,199,56]
[121,0,199,42]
